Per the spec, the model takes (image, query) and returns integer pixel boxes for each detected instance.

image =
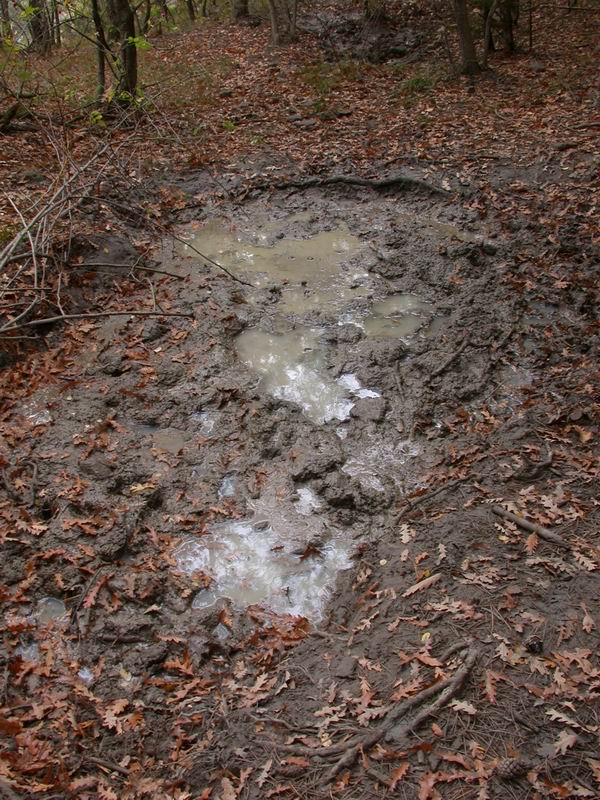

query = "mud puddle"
[171,211,451,616]
[236,327,380,424]
[174,482,352,619]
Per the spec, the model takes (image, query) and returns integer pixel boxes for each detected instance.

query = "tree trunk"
[29,0,53,53]
[500,0,517,51]
[91,0,110,101]
[0,0,11,42]
[452,0,480,75]
[186,0,196,22]
[231,0,248,19]
[266,0,295,44]
[105,0,137,98]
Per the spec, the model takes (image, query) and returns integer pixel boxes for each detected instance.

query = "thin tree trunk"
[482,0,500,66]
[29,0,53,53]
[452,0,480,75]
[186,0,196,21]
[0,0,11,42]
[231,0,248,19]
[90,0,108,101]
[106,0,138,98]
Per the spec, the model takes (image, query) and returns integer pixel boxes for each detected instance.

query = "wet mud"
[2,178,599,798]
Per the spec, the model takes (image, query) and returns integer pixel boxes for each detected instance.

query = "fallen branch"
[0,309,192,336]
[491,505,570,550]
[76,262,185,279]
[252,172,449,197]
[322,645,478,783]
[397,475,470,521]
[170,233,253,287]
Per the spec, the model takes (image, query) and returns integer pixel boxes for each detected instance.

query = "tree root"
[250,172,450,197]
[322,645,478,784]
[278,646,478,784]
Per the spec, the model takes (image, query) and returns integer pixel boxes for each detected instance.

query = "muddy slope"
[1,180,599,799]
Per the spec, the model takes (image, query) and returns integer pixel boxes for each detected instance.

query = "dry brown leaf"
[525,532,539,554]
[388,762,410,790]
[403,573,442,598]
[256,758,272,787]
[450,699,477,715]
[581,603,595,633]
[553,729,578,755]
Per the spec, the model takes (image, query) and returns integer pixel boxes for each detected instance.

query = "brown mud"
[1,172,599,799]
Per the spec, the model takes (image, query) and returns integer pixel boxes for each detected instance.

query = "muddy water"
[236,327,380,424]
[173,214,441,618]
[179,219,372,316]
[350,294,436,339]
[175,484,352,619]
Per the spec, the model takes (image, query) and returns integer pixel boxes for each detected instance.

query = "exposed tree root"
[278,646,478,784]
[322,645,478,784]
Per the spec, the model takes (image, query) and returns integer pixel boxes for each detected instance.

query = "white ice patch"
[294,486,322,516]
[174,519,352,620]
[342,438,420,493]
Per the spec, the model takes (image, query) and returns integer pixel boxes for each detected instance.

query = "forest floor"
[1,4,599,800]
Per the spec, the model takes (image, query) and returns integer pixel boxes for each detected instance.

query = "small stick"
[429,335,469,380]
[0,309,192,334]
[86,756,129,776]
[171,233,252,287]
[76,262,184,279]
[397,476,469,521]
[491,505,570,550]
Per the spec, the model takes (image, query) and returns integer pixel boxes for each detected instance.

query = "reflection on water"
[351,294,437,339]
[174,494,352,619]
[36,597,67,625]
[179,219,372,315]
[236,327,379,424]
[342,437,420,492]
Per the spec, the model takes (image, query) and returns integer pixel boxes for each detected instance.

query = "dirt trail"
[1,175,599,798]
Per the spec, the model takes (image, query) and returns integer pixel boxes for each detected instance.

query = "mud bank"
[1,179,599,799]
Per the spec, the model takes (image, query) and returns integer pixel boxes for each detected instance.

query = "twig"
[397,476,470,521]
[429,335,469,380]
[76,262,184,279]
[491,505,570,550]
[170,233,252,286]
[0,309,192,334]
[86,756,129,776]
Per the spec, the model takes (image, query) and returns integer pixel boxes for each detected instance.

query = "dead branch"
[170,232,253,286]
[396,475,470,521]
[429,334,469,380]
[0,309,192,336]
[491,505,570,550]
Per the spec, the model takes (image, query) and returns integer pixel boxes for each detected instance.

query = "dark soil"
[1,168,599,799]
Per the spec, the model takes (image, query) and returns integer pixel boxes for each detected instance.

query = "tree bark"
[91,0,111,101]
[186,0,196,21]
[452,0,480,74]
[29,0,53,53]
[231,0,248,19]
[105,0,137,98]
[0,0,11,42]
[266,0,296,44]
